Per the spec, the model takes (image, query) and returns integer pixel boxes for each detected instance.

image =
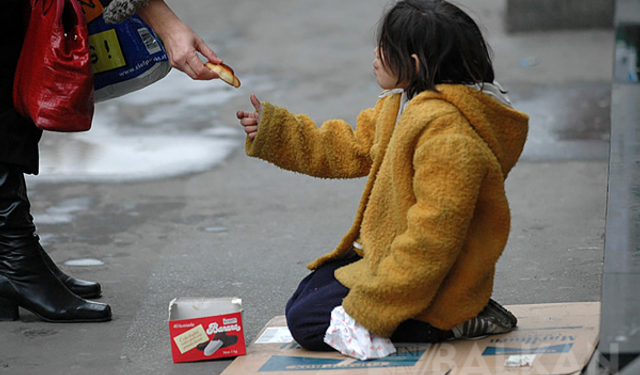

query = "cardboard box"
[168,297,246,363]
[221,302,599,375]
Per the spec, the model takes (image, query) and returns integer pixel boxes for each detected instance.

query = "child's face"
[373,47,407,90]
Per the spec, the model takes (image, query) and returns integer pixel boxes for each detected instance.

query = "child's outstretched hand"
[236,94,261,140]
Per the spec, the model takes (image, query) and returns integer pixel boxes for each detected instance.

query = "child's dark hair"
[377,0,495,97]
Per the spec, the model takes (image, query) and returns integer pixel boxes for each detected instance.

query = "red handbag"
[13,0,94,132]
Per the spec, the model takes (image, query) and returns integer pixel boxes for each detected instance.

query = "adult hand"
[137,0,222,80]
[236,95,262,140]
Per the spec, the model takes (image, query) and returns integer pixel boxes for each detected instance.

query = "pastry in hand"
[206,62,241,88]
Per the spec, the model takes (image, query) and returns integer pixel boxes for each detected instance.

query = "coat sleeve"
[341,130,491,337]
[245,101,379,179]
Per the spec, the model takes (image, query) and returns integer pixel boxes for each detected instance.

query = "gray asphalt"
[0,0,613,374]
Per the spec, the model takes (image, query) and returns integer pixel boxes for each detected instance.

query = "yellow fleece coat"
[246,84,529,338]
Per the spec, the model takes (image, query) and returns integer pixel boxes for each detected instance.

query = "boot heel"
[0,297,19,321]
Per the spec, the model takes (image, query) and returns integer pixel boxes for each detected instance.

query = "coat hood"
[411,84,529,178]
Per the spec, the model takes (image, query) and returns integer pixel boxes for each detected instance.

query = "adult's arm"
[104,0,222,80]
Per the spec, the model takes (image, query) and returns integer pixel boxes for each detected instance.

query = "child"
[236,0,529,359]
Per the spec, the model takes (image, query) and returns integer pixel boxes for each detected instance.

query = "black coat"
[0,0,43,175]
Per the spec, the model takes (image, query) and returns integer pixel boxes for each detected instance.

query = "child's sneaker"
[451,299,517,339]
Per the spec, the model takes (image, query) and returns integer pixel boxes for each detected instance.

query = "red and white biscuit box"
[168,297,246,363]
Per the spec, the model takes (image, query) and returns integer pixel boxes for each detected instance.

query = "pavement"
[0,0,614,374]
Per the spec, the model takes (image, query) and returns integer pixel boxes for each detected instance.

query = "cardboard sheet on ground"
[221,302,599,375]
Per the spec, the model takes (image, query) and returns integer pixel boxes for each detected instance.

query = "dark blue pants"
[285,254,444,351]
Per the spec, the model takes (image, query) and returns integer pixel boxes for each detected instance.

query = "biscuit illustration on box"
[197,332,240,356]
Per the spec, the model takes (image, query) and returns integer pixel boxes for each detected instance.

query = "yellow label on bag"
[79,0,104,24]
[89,29,127,74]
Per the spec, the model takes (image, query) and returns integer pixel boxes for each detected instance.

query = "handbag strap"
[31,0,55,15]
[30,0,87,28]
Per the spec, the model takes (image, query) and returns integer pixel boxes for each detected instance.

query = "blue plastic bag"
[87,14,171,102]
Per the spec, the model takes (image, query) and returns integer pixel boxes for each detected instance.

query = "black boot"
[0,234,111,322]
[38,243,102,299]
[0,164,103,298]
[0,166,111,322]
